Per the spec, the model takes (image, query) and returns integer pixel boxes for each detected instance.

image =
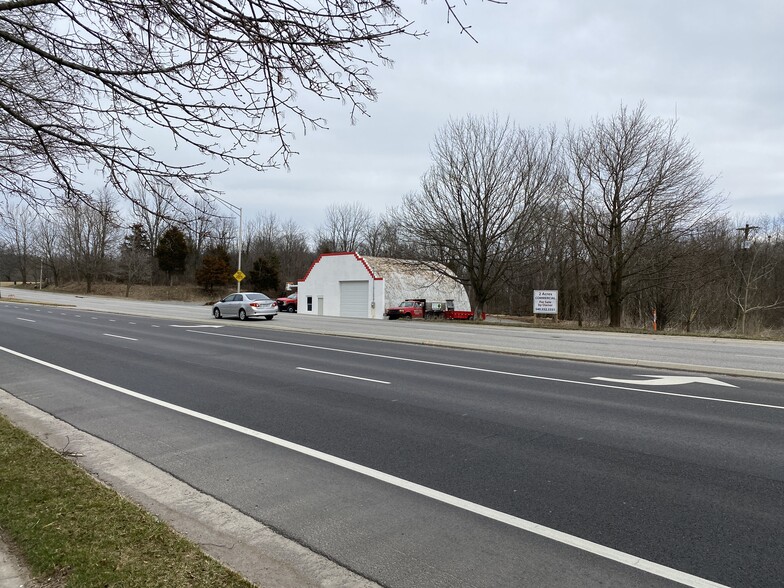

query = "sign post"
[233,270,246,291]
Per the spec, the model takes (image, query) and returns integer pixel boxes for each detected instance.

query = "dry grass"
[0,415,255,588]
[53,282,214,303]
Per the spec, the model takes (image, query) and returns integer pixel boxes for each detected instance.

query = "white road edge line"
[296,367,390,385]
[103,334,138,341]
[16,318,35,323]
[0,345,727,588]
[187,330,784,412]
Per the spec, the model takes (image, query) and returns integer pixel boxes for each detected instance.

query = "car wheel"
[402,313,412,320]
[265,315,274,320]
[213,307,221,319]
[287,306,295,313]
[239,309,247,321]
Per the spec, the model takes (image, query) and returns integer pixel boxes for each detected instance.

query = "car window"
[290,292,298,300]
[246,293,269,301]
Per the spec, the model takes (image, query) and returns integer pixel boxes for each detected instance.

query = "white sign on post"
[533,290,558,315]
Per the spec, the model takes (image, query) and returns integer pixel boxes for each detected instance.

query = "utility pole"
[735,223,759,334]
[736,223,759,250]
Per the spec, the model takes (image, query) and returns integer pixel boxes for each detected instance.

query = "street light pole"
[212,196,243,293]
[238,206,242,292]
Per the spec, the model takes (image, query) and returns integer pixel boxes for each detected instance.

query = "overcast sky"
[212,1,783,234]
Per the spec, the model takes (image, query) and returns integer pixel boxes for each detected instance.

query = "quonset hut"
[296,252,471,319]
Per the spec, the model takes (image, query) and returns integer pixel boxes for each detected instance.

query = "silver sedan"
[212,292,278,321]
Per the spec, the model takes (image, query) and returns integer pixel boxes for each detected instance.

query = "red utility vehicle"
[276,291,298,312]
[384,299,478,320]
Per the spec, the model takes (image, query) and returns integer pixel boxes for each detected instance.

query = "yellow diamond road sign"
[233,270,246,282]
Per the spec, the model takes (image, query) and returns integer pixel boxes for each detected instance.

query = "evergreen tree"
[196,247,232,294]
[156,226,189,285]
[248,254,281,295]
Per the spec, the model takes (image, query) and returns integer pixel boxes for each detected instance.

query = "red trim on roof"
[298,252,383,283]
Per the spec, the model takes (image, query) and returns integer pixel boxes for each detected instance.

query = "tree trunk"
[608,292,623,327]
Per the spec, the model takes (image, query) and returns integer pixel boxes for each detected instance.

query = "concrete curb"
[0,533,29,588]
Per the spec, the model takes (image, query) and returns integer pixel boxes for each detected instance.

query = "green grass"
[0,415,255,588]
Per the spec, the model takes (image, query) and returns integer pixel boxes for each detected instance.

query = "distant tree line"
[0,188,314,299]
[1,103,782,335]
[392,104,783,333]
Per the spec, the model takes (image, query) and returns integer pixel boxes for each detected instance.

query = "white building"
[296,252,471,319]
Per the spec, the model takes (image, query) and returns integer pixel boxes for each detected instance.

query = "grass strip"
[0,414,255,587]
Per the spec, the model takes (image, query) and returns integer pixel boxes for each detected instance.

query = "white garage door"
[339,281,369,318]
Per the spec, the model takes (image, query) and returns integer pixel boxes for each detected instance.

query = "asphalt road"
[1,297,783,587]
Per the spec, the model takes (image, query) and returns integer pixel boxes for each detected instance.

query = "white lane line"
[0,345,726,588]
[188,330,784,412]
[16,318,35,323]
[296,367,390,385]
[593,376,736,388]
[103,334,138,341]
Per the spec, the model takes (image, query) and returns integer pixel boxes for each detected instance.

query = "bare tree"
[210,215,239,258]
[730,220,784,334]
[234,212,312,287]
[563,102,720,327]
[0,242,12,282]
[34,210,65,287]
[316,202,373,253]
[246,212,280,260]
[61,189,121,292]
[0,199,36,282]
[399,114,560,317]
[130,182,177,254]
[1,1,499,211]
[276,218,313,285]
[181,195,220,277]
[363,209,416,258]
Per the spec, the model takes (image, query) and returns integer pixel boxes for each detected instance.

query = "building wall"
[297,253,385,319]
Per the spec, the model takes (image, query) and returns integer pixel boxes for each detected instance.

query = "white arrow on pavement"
[592,375,737,388]
[170,324,223,329]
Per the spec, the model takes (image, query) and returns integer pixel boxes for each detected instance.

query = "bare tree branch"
[1,1,497,211]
